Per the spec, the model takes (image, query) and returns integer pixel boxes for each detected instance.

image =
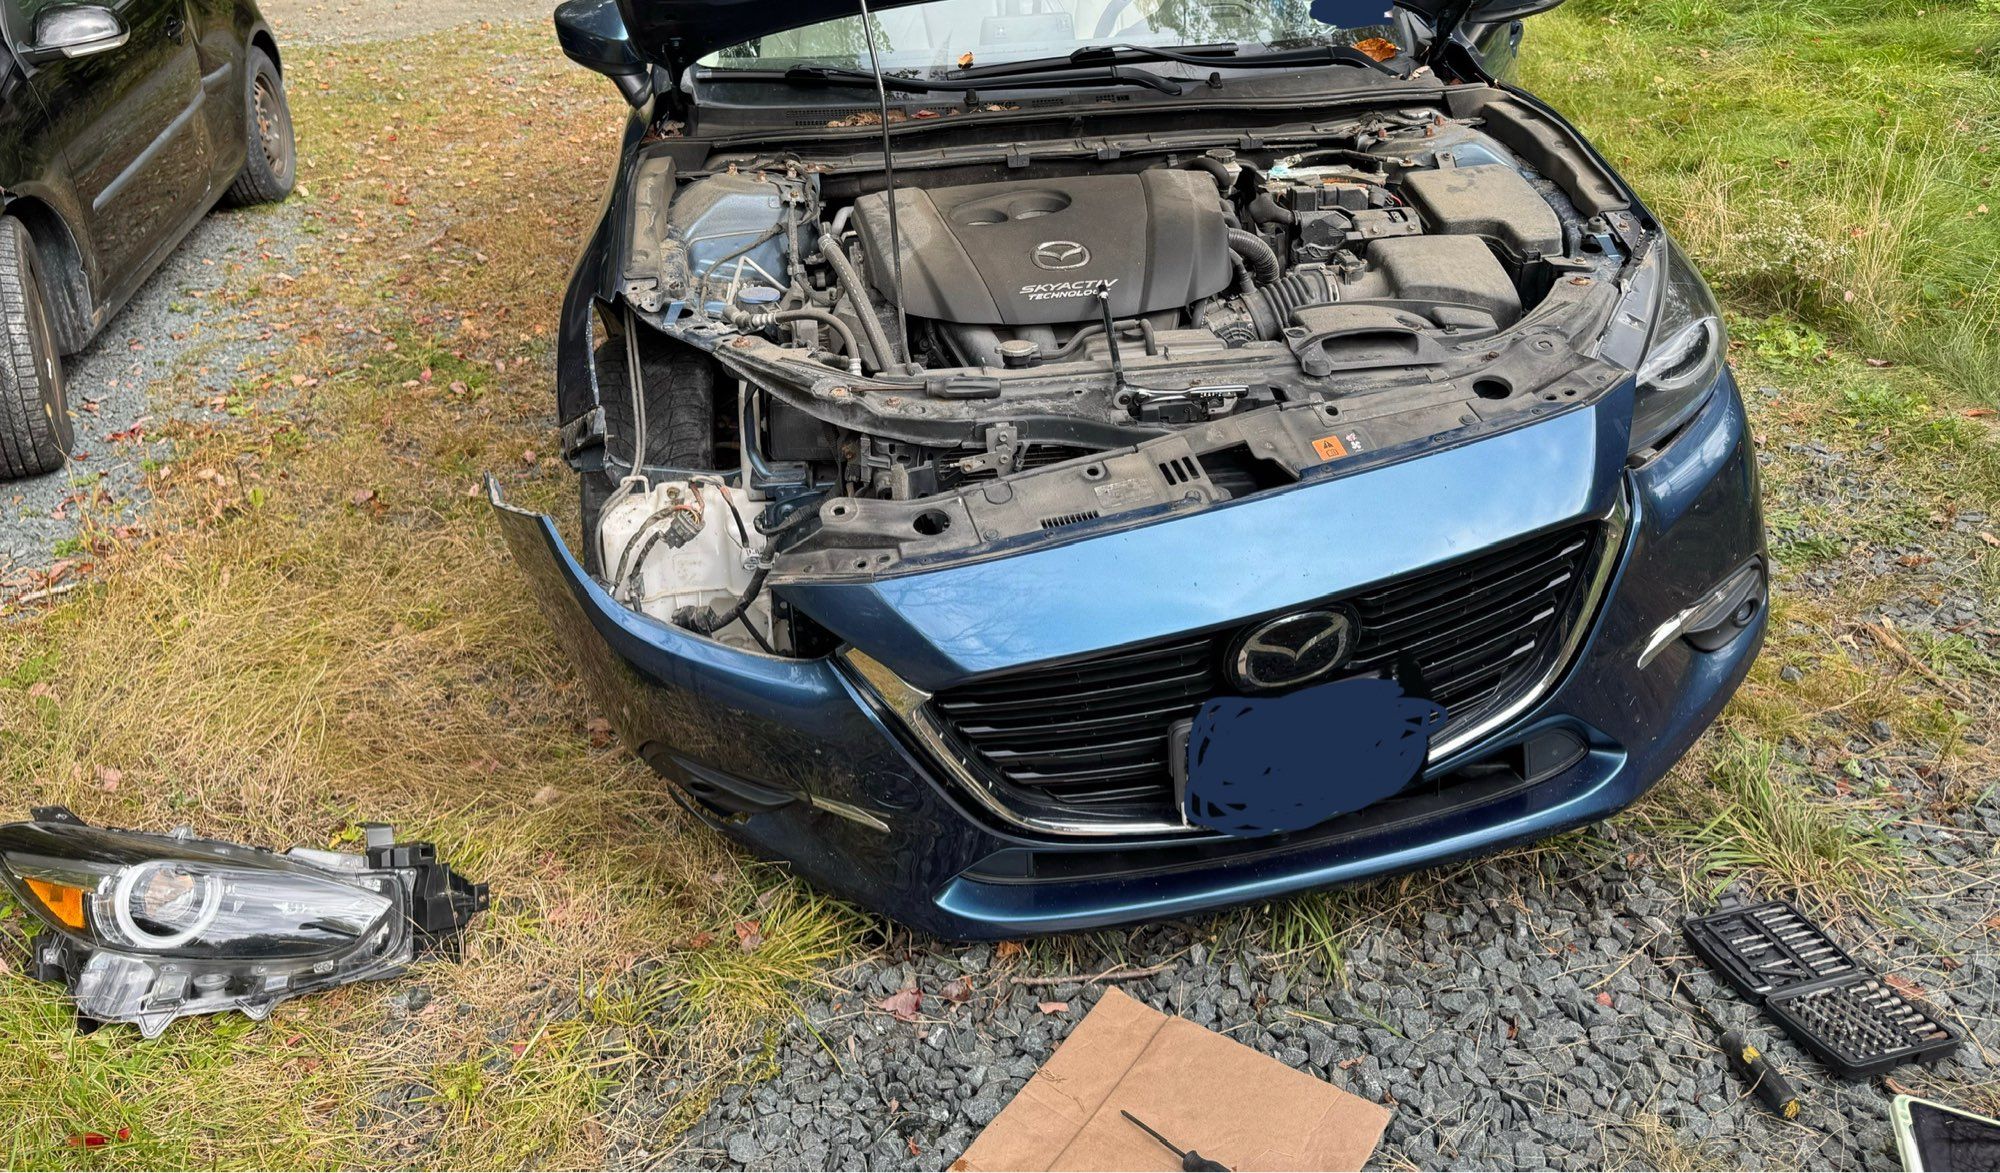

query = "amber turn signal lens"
[24,877,87,930]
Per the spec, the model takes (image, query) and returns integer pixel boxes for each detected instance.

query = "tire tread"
[223,49,295,207]
[0,217,65,479]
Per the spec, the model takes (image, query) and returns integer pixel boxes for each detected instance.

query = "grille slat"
[933,667,1216,722]
[930,523,1601,818]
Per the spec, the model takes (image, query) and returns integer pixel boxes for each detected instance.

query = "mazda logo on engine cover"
[1031,240,1090,270]
[1230,609,1358,692]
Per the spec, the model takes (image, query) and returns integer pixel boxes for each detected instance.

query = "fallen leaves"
[995,940,1025,961]
[95,766,122,793]
[1594,991,1615,1008]
[1883,974,1928,1001]
[877,987,923,1022]
[733,920,764,953]
[940,977,974,1005]
[1035,1000,1069,1015]
[586,717,614,747]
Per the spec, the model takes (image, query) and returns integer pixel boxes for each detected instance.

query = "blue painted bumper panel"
[784,397,1632,691]
[493,372,1764,939]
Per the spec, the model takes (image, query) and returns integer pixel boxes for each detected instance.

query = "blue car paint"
[492,360,1765,939]
[785,387,1629,690]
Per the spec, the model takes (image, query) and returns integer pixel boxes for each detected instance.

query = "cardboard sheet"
[954,987,1390,1172]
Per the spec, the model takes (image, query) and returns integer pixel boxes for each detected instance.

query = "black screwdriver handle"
[1721,1029,1802,1120]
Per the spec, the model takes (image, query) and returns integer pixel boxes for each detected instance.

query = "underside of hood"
[614,0,1566,77]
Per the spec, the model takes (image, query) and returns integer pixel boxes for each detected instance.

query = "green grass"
[1664,735,1901,899]
[1523,0,2000,399]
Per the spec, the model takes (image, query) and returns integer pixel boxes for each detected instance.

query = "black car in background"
[0,0,295,479]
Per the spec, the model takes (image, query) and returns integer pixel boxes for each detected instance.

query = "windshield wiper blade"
[960,42,1401,80]
[773,62,1187,96]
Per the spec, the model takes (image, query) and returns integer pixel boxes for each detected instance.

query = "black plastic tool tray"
[1684,900,1959,1079]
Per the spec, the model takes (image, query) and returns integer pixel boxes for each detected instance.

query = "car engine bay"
[588,90,1651,654]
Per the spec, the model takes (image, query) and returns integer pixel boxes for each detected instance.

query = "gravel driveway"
[259,0,555,45]
[0,210,302,580]
[677,824,1998,1172]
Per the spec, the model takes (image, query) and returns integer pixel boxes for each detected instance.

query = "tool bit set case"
[1683,900,1959,1079]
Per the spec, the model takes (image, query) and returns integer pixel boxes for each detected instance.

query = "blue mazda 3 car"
[496,0,1767,937]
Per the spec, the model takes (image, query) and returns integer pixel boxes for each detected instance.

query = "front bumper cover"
[494,373,1764,939]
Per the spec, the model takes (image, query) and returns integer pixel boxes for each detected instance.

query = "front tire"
[579,333,719,575]
[224,48,295,207]
[0,216,71,480]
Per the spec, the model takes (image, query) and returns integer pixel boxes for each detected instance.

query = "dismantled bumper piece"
[0,807,487,1037]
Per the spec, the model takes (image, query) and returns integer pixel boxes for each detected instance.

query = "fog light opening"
[1637,559,1766,668]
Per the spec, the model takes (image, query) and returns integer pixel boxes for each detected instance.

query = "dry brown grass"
[0,26,864,1169]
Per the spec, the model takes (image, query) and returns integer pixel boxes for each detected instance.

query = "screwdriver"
[1641,929,1806,1123]
[1720,1029,1803,1120]
[1120,1110,1230,1171]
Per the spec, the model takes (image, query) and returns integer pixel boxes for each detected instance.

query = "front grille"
[928,522,1604,819]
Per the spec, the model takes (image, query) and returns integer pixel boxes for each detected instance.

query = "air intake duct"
[1241,268,1337,340]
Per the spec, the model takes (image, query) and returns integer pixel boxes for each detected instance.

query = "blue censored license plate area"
[1175,676,1446,837]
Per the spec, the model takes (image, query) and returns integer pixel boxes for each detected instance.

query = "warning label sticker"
[1312,434,1350,461]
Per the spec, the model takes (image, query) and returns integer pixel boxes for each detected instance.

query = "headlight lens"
[107,861,223,948]
[1630,238,1728,454]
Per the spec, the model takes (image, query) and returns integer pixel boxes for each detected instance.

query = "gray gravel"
[0,205,303,579]
[259,0,557,45]
[665,814,1997,1171]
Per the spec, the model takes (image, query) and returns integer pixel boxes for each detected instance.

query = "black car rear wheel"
[0,216,70,480]
[224,48,295,207]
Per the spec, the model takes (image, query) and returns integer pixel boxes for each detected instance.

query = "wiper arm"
[773,62,1187,96]
[959,42,1401,80]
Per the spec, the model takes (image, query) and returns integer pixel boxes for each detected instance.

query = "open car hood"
[614,0,1567,77]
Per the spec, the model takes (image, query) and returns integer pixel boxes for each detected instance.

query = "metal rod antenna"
[854,0,911,372]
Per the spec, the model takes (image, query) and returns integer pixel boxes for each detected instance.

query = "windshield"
[703,0,1401,75]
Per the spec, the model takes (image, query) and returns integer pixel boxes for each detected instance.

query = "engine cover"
[851,171,1233,327]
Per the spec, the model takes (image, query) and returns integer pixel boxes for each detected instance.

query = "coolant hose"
[819,235,897,371]
[1226,229,1282,287]
[1184,155,1235,194]
[1046,318,1158,362]
[726,307,865,375]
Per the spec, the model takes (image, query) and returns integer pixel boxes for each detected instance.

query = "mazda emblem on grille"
[1229,609,1357,691]
[1031,240,1090,270]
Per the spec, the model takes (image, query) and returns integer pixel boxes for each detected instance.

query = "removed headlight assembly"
[0,807,488,1037]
